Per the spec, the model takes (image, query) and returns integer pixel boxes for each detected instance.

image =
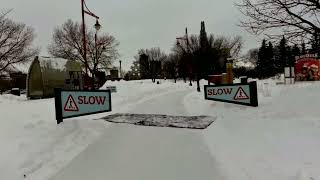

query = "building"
[27,56,83,99]
[0,64,29,92]
[10,72,27,89]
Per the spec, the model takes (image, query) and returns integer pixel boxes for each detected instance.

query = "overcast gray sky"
[2,0,260,70]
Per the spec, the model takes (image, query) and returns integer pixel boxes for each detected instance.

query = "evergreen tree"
[256,39,268,79]
[289,44,301,66]
[139,53,150,79]
[277,36,287,73]
[199,21,210,78]
[311,31,320,54]
[301,42,306,54]
[292,44,301,56]
[200,21,209,51]
[266,42,275,76]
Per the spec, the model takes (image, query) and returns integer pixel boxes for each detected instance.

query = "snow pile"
[0,94,27,103]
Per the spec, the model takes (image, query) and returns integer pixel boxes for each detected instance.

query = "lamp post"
[176,27,192,86]
[92,19,101,89]
[119,60,122,79]
[81,0,100,88]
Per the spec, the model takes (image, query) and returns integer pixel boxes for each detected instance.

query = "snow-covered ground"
[1,78,320,180]
[185,80,320,180]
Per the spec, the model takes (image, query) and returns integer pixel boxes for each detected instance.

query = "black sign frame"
[204,81,258,107]
[54,88,112,124]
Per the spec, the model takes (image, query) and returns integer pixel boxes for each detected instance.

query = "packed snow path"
[128,89,191,115]
[49,87,224,180]
[49,124,224,180]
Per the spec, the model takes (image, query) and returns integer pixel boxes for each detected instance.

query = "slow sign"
[55,89,112,124]
[204,81,258,107]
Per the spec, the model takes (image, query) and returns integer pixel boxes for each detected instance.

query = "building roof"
[38,56,70,71]
[233,57,255,69]
[34,56,82,72]
[6,56,73,74]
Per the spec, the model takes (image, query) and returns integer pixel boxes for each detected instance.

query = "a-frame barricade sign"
[204,81,258,107]
[55,89,112,124]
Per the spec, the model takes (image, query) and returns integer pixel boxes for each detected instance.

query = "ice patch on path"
[101,113,215,129]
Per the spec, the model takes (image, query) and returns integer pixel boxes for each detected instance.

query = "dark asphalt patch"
[102,114,215,129]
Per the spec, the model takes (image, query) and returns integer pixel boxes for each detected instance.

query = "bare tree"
[48,19,119,75]
[245,48,259,65]
[134,47,167,62]
[237,0,320,43]
[133,47,167,82]
[173,34,243,58]
[172,34,243,75]
[0,10,38,74]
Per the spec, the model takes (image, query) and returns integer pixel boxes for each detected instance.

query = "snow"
[233,57,255,69]
[38,56,69,71]
[50,124,225,180]
[5,56,74,75]
[184,80,320,180]
[9,63,31,74]
[0,94,27,103]
[1,78,320,180]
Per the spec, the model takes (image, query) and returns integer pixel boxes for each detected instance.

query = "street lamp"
[94,19,101,31]
[176,27,192,86]
[92,19,102,89]
[81,0,100,78]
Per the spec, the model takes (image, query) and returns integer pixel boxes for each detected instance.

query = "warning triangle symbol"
[234,87,249,100]
[64,95,79,112]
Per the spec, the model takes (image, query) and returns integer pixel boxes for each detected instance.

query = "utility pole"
[186,27,192,87]
[81,0,100,89]
[81,0,88,75]
[119,60,122,79]
[176,27,192,86]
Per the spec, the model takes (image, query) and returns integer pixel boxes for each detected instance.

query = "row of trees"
[254,35,319,79]
[126,21,243,83]
[233,0,320,79]
[0,10,119,76]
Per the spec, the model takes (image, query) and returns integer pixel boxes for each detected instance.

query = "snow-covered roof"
[233,57,255,69]
[38,56,70,71]
[5,56,72,74]
[6,61,32,74]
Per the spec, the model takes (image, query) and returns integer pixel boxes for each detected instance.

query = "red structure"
[295,54,320,81]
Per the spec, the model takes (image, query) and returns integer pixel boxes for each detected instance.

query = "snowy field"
[1,78,320,180]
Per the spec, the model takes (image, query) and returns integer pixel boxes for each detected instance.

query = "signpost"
[284,67,295,84]
[55,89,112,124]
[105,86,117,93]
[204,81,258,107]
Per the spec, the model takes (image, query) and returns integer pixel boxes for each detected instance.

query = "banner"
[295,54,320,81]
